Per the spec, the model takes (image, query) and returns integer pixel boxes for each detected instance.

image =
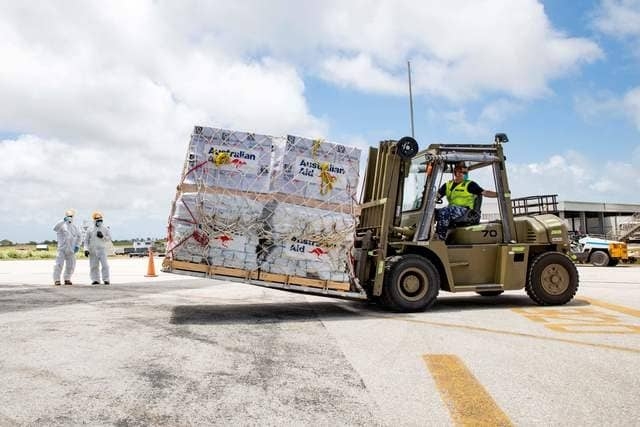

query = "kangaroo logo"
[309,247,328,258]
[230,159,247,168]
[214,235,233,248]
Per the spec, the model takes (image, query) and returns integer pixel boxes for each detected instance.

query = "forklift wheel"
[526,252,579,306]
[381,254,439,312]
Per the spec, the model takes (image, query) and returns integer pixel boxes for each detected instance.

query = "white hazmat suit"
[53,213,81,285]
[84,219,112,284]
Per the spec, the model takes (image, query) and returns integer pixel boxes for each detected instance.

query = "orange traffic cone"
[145,247,158,277]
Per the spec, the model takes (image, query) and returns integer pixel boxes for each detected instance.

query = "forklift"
[353,134,579,312]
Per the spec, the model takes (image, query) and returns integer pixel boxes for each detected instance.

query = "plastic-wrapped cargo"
[169,191,264,270]
[181,126,273,193]
[270,134,361,207]
[164,125,361,291]
[253,201,355,282]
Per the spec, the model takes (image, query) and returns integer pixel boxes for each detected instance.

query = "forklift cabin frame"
[355,137,517,297]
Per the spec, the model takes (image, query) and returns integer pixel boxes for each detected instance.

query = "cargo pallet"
[162,258,367,300]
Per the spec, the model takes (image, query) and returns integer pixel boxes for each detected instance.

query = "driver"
[435,162,497,240]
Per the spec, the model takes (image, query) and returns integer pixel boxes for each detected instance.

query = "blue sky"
[1,0,639,243]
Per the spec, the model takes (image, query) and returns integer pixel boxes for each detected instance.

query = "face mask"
[65,216,73,223]
[96,220,103,226]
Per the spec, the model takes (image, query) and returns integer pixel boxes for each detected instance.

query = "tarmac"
[0,258,638,426]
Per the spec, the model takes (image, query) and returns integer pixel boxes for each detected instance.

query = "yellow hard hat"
[92,211,103,220]
[65,209,76,217]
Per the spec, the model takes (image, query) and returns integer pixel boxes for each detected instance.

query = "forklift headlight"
[494,133,508,143]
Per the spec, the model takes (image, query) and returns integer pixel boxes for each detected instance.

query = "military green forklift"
[353,134,579,312]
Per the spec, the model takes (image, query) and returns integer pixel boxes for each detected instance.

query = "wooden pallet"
[162,259,352,292]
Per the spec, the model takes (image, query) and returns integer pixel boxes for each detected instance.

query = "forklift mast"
[355,137,418,293]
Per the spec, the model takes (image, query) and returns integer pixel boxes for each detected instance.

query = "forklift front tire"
[382,254,439,312]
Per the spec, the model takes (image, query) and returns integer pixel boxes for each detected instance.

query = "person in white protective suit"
[53,209,81,286]
[84,211,112,285]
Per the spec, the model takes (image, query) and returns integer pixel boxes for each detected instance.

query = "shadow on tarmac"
[170,301,364,325]
[170,294,591,325]
[0,281,208,314]
[1,282,590,319]
[432,294,590,312]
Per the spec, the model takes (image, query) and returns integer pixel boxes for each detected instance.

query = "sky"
[1,0,639,243]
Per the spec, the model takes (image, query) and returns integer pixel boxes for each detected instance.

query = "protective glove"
[84,250,90,257]
[73,246,79,253]
[96,231,104,239]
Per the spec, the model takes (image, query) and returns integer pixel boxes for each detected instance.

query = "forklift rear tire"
[588,250,609,267]
[382,254,439,312]
[526,252,579,306]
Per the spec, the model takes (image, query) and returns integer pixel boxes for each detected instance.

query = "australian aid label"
[207,146,264,174]
[284,236,333,261]
[294,156,347,190]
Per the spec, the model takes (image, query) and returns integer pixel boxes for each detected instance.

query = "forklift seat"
[451,194,482,227]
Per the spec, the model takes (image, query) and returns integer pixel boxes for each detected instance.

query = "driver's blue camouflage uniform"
[435,180,484,240]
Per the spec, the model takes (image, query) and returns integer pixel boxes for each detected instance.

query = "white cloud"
[155,0,603,102]
[593,0,640,38]
[574,86,640,131]
[0,1,329,242]
[320,54,406,95]
[507,149,640,203]
[442,110,489,137]
[436,99,525,138]
[592,0,640,57]
[574,91,622,119]
[624,87,640,129]
[0,1,613,242]
[312,0,602,101]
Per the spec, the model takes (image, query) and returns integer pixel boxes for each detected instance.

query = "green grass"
[0,248,56,260]
[0,245,130,261]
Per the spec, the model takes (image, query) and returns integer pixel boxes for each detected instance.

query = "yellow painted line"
[345,306,640,353]
[512,307,621,323]
[424,354,513,427]
[546,323,640,333]
[579,297,640,318]
[395,317,640,353]
[337,305,640,353]
[511,307,640,334]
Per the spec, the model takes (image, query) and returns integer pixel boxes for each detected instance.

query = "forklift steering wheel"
[397,136,418,159]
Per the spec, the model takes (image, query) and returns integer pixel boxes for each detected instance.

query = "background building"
[482,198,640,241]
[557,201,640,241]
